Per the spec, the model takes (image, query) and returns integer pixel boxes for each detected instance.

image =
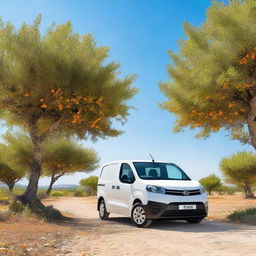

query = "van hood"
[141,179,201,190]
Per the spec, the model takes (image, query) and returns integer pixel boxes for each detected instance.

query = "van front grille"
[165,189,201,196]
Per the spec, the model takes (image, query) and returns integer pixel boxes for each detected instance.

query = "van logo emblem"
[183,190,190,196]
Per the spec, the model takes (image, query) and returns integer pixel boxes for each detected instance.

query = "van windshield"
[133,162,190,180]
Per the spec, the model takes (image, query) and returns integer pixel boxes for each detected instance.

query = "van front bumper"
[144,201,207,220]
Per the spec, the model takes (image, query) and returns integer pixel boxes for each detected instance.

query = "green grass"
[227,208,256,225]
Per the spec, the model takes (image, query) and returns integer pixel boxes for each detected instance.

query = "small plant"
[51,191,68,197]
[9,198,26,213]
[80,176,98,196]
[73,189,87,197]
[227,208,256,225]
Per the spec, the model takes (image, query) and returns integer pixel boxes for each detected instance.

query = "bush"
[80,176,98,196]
[51,190,69,197]
[227,208,256,225]
[9,198,26,213]
[73,189,87,197]
[216,185,238,195]
[199,174,222,195]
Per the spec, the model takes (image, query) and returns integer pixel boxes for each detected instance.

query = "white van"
[97,160,208,227]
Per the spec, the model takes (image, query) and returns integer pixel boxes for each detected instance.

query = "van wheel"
[131,203,152,228]
[99,199,109,220]
[186,218,203,224]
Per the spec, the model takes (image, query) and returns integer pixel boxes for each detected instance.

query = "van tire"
[99,199,109,220]
[186,218,203,224]
[131,203,152,228]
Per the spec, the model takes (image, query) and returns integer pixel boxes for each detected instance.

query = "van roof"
[102,160,170,166]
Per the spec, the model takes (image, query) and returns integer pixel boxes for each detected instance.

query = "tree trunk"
[244,184,254,198]
[47,175,56,195]
[46,173,64,195]
[247,95,256,149]
[21,132,42,204]
[8,183,14,193]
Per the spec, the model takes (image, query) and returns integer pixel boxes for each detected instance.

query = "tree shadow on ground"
[57,216,256,235]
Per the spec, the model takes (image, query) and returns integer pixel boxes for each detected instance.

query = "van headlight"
[200,186,206,194]
[146,185,165,194]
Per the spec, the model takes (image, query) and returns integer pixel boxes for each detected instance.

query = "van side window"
[120,163,135,184]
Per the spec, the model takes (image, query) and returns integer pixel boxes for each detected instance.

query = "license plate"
[179,205,196,210]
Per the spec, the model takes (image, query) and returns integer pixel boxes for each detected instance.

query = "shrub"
[73,189,87,197]
[9,198,26,213]
[199,174,222,195]
[80,176,98,196]
[51,190,69,197]
[227,208,256,225]
[216,185,238,195]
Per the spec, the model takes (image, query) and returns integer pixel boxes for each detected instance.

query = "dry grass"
[207,194,256,221]
[0,214,74,256]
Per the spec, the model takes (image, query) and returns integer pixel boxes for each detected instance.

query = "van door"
[100,163,119,213]
[114,163,135,216]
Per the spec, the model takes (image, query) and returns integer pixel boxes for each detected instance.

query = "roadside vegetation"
[199,174,222,195]
[227,208,256,225]
[220,151,256,198]
[80,176,98,196]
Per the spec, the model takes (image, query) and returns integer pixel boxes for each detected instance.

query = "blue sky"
[0,0,252,186]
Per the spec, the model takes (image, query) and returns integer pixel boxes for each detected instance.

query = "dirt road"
[46,197,256,256]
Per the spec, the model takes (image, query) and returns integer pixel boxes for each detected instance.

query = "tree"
[0,136,28,192]
[0,162,23,192]
[160,0,256,148]
[0,16,137,204]
[80,176,98,196]
[199,174,222,195]
[220,151,256,197]
[42,138,99,195]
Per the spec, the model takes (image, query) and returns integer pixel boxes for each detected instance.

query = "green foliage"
[0,16,137,202]
[160,0,256,145]
[0,187,25,199]
[51,190,70,197]
[2,132,33,169]
[0,133,31,192]
[227,208,256,225]
[199,174,222,195]
[9,198,26,213]
[80,176,98,196]
[0,16,137,140]
[73,188,87,197]
[42,138,99,179]
[220,151,256,197]
[216,184,238,195]
[0,136,27,191]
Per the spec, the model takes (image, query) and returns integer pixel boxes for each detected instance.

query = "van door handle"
[112,185,115,189]
[116,186,120,189]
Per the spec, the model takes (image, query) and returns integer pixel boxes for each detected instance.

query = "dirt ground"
[207,194,256,220]
[0,215,73,255]
[0,195,255,256]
